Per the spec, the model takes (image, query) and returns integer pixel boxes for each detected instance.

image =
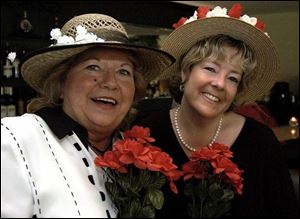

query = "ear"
[60,83,65,99]
[181,71,187,84]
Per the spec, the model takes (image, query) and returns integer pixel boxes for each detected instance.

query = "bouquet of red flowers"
[182,143,243,218]
[95,126,183,218]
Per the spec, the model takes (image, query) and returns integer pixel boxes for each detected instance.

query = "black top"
[35,106,89,148]
[135,110,298,218]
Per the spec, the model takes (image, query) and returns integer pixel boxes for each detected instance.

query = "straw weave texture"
[161,17,280,105]
[62,14,128,38]
[20,13,175,93]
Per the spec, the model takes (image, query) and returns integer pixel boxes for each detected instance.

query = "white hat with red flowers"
[161,3,280,105]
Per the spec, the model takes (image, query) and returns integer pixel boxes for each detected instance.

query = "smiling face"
[178,35,257,118]
[61,47,136,135]
[181,46,243,118]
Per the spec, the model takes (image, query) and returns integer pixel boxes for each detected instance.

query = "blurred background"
[1,1,299,125]
[1,0,299,200]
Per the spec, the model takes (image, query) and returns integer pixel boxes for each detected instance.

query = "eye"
[86,64,100,71]
[228,75,240,84]
[204,67,216,73]
[118,68,132,76]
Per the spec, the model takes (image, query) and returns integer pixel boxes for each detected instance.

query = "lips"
[91,97,117,105]
[202,92,220,102]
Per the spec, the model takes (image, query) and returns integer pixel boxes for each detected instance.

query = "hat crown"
[21,13,175,94]
[61,13,128,42]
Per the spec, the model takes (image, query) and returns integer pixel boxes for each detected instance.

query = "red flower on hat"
[172,17,188,29]
[172,3,267,34]
[197,6,210,19]
[228,3,243,18]
[255,17,266,31]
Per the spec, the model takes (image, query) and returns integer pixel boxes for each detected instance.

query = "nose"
[99,71,118,90]
[211,72,226,89]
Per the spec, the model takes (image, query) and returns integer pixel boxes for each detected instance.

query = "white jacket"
[1,113,117,218]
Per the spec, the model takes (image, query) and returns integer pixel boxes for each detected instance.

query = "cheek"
[123,82,136,103]
[62,74,90,99]
[185,74,202,90]
[227,86,239,101]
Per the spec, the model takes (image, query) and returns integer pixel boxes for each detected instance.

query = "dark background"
[1,1,195,38]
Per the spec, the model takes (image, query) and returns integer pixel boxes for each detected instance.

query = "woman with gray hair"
[1,13,174,217]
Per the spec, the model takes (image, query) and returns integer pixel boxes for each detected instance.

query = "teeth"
[95,97,116,105]
[203,93,220,102]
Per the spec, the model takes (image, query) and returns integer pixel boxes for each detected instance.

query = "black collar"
[35,107,89,148]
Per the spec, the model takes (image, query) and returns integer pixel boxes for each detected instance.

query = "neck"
[174,106,223,152]
[88,132,112,153]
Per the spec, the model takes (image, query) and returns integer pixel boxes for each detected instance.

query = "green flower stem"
[200,199,204,218]
[200,179,205,218]
[192,191,196,218]
[129,165,133,187]
[141,171,147,209]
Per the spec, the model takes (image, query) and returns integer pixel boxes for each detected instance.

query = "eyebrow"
[81,56,134,68]
[210,60,242,75]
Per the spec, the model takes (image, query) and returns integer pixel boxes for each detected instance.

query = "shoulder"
[236,115,282,156]
[227,111,276,136]
[229,112,281,155]
[1,113,48,135]
[2,113,42,126]
[244,116,276,137]
[1,113,52,151]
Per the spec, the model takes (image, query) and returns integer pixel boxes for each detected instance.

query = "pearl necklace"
[174,106,223,152]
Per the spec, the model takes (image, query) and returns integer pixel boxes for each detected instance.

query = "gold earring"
[179,84,184,92]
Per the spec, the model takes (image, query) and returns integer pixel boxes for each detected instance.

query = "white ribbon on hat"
[182,5,269,36]
[50,25,104,46]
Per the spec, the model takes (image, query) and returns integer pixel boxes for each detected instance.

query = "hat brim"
[161,17,280,105]
[20,42,175,93]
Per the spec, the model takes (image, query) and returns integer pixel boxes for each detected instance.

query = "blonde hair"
[27,47,146,113]
[171,34,257,106]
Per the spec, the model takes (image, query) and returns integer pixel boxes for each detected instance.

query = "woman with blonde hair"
[135,3,298,218]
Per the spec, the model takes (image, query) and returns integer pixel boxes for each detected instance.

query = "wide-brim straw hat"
[161,11,280,105]
[20,13,175,93]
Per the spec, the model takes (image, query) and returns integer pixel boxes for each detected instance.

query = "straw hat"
[20,13,175,93]
[160,4,280,105]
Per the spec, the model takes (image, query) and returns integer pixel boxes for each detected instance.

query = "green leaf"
[214,201,231,218]
[203,201,217,218]
[137,170,150,190]
[119,199,156,218]
[150,172,166,189]
[208,183,224,201]
[118,198,142,218]
[115,173,141,198]
[139,206,156,218]
[140,171,166,190]
[222,189,234,201]
[195,180,208,201]
[187,202,199,218]
[105,182,123,202]
[129,199,142,216]
[147,188,164,210]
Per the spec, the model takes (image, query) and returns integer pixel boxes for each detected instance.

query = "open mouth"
[203,92,220,102]
[91,97,117,105]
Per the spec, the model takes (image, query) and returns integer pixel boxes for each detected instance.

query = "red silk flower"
[181,143,244,218]
[94,125,183,217]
